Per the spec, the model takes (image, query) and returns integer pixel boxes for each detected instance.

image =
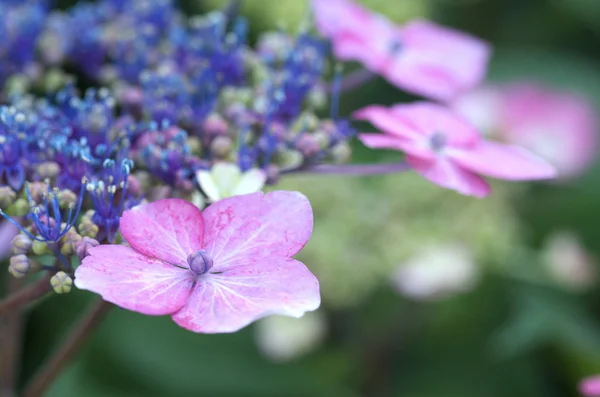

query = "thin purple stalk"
[0,274,53,317]
[326,68,376,93]
[285,162,410,176]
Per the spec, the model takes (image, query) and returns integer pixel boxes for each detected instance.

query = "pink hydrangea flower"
[453,83,597,178]
[356,102,556,197]
[310,0,490,101]
[74,192,320,333]
[580,375,600,396]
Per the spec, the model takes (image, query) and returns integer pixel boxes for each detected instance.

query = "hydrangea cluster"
[0,0,565,338]
[0,0,355,297]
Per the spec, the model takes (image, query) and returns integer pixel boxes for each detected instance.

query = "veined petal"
[231,169,266,196]
[450,140,557,180]
[406,155,490,198]
[171,257,320,333]
[75,245,194,315]
[120,198,204,267]
[202,191,313,269]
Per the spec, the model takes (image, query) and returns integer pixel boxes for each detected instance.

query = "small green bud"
[79,218,99,238]
[57,189,77,208]
[275,150,304,171]
[32,239,51,255]
[0,186,17,209]
[11,233,32,255]
[9,255,31,278]
[330,142,352,164]
[5,198,29,217]
[188,137,202,156]
[50,271,72,294]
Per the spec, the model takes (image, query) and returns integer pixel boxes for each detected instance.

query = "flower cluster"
[0,0,570,336]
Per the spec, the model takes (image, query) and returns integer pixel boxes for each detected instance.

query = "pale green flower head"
[196,162,267,203]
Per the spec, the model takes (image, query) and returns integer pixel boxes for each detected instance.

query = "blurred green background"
[10,0,600,396]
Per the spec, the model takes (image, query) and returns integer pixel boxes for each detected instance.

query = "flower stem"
[0,274,53,316]
[22,299,113,397]
[285,162,411,176]
[327,68,376,93]
[0,278,25,397]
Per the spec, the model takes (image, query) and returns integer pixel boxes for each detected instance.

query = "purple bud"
[74,237,100,260]
[187,250,214,275]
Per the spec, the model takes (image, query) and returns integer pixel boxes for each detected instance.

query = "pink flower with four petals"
[356,102,556,197]
[74,192,320,333]
[311,0,491,101]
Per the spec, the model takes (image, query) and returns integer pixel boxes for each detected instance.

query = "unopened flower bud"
[74,236,100,259]
[126,175,142,197]
[296,135,321,158]
[5,198,28,217]
[9,255,31,278]
[187,250,214,275]
[265,164,280,185]
[79,218,99,238]
[32,240,51,255]
[306,86,327,110]
[60,229,82,256]
[276,150,304,171]
[57,189,77,208]
[37,161,61,180]
[210,136,233,158]
[312,131,330,150]
[0,186,16,209]
[202,113,229,136]
[50,271,72,294]
[28,182,47,202]
[11,233,32,255]
[188,136,202,156]
[330,142,352,164]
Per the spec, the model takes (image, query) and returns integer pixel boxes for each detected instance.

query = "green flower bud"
[275,149,304,171]
[9,255,31,278]
[0,186,17,209]
[57,189,77,208]
[11,233,32,255]
[5,198,29,217]
[330,142,352,164]
[79,218,99,239]
[32,239,51,255]
[50,271,72,294]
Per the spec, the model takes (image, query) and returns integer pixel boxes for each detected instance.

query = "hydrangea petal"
[231,169,266,196]
[75,245,194,315]
[580,375,600,397]
[310,0,371,37]
[202,191,313,268]
[358,133,436,160]
[196,169,221,202]
[354,105,417,137]
[171,258,320,333]
[450,141,557,180]
[386,20,491,101]
[120,198,204,267]
[406,155,490,198]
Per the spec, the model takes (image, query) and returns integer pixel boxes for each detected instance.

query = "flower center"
[429,132,447,152]
[187,250,214,275]
[388,40,402,56]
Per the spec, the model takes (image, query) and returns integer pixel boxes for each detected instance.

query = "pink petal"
[353,105,418,138]
[580,376,600,397]
[406,155,490,198]
[0,220,19,259]
[310,0,372,38]
[171,258,320,333]
[386,20,491,101]
[358,133,436,160]
[450,140,557,181]
[120,198,204,267]
[74,245,194,315]
[389,102,481,145]
[201,191,313,269]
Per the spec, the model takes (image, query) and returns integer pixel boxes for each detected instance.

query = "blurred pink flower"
[356,102,556,197]
[0,220,19,259]
[580,375,600,396]
[452,84,598,178]
[75,193,320,333]
[311,0,490,101]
